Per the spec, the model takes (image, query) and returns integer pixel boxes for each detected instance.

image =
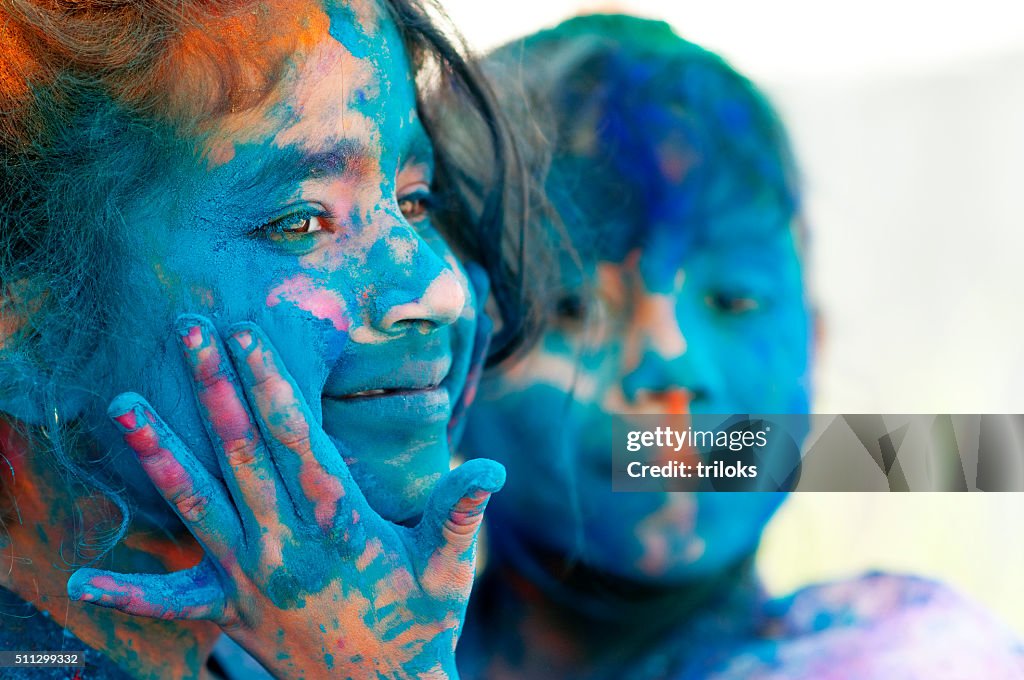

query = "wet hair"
[485,13,804,266]
[0,0,546,558]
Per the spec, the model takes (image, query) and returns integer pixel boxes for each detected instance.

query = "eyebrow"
[269,141,362,185]
[241,127,432,185]
[221,116,436,207]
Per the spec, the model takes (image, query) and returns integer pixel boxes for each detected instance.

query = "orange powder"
[0,21,39,103]
[157,0,334,121]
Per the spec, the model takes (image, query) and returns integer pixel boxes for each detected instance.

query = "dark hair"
[0,0,547,556]
[485,13,804,260]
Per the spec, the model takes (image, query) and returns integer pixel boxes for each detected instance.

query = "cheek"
[462,389,573,546]
[157,243,356,412]
[252,270,363,424]
[762,306,812,405]
[463,376,577,509]
[514,330,625,408]
[714,305,810,410]
[266,273,351,348]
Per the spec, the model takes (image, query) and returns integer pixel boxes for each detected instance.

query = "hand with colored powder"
[66,296,502,678]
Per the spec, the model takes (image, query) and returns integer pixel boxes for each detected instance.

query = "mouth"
[321,373,452,426]
[322,352,453,403]
[332,384,443,401]
[322,383,449,418]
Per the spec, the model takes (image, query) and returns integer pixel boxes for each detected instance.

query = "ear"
[0,280,57,425]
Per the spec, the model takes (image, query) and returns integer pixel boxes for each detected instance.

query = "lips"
[333,385,441,401]
[322,354,453,403]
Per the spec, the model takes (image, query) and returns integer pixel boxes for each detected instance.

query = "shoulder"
[768,572,987,631]
[705,573,1024,680]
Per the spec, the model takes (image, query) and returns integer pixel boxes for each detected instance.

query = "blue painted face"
[67,0,475,525]
[462,151,812,582]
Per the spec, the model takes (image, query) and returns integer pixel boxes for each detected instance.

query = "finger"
[448,262,493,448]
[225,322,363,533]
[67,557,228,623]
[175,314,292,529]
[108,393,242,557]
[416,458,505,597]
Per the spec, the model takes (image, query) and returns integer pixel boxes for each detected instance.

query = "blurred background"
[441,0,1024,635]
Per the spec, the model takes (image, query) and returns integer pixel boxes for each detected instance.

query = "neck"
[463,526,763,680]
[0,418,220,679]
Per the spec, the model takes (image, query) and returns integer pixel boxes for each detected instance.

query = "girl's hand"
[67,311,503,679]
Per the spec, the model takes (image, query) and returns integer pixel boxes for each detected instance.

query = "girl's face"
[463,161,812,582]
[69,0,475,524]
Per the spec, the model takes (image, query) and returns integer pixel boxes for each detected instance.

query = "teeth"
[342,385,439,399]
[350,389,389,397]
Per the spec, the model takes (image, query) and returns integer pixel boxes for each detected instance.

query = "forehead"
[554,161,795,288]
[176,0,421,166]
[548,52,798,273]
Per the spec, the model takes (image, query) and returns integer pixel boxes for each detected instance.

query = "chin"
[346,431,451,525]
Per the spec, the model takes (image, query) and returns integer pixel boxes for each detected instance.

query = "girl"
[457,15,1024,679]
[0,0,540,677]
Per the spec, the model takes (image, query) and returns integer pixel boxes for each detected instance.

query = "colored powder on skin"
[267,275,352,332]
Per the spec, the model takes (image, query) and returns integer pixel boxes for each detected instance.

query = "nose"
[363,217,467,337]
[375,268,466,334]
[620,294,714,408]
[621,351,711,408]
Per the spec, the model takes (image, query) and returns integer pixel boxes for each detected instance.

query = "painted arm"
[67,269,501,679]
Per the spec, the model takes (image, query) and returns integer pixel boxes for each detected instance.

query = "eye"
[399,197,428,221]
[552,290,593,329]
[554,293,588,323]
[705,292,760,314]
[397,181,434,223]
[253,211,327,241]
[280,215,324,234]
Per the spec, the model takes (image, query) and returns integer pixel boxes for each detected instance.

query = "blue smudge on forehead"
[542,27,801,272]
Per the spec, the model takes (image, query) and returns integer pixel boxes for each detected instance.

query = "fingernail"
[450,490,492,526]
[233,330,253,351]
[108,394,148,433]
[181,325,203,350]
[175,315,207,350]
[227,324,258,355]
[69,584,95,602]
[67,572,97,602]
